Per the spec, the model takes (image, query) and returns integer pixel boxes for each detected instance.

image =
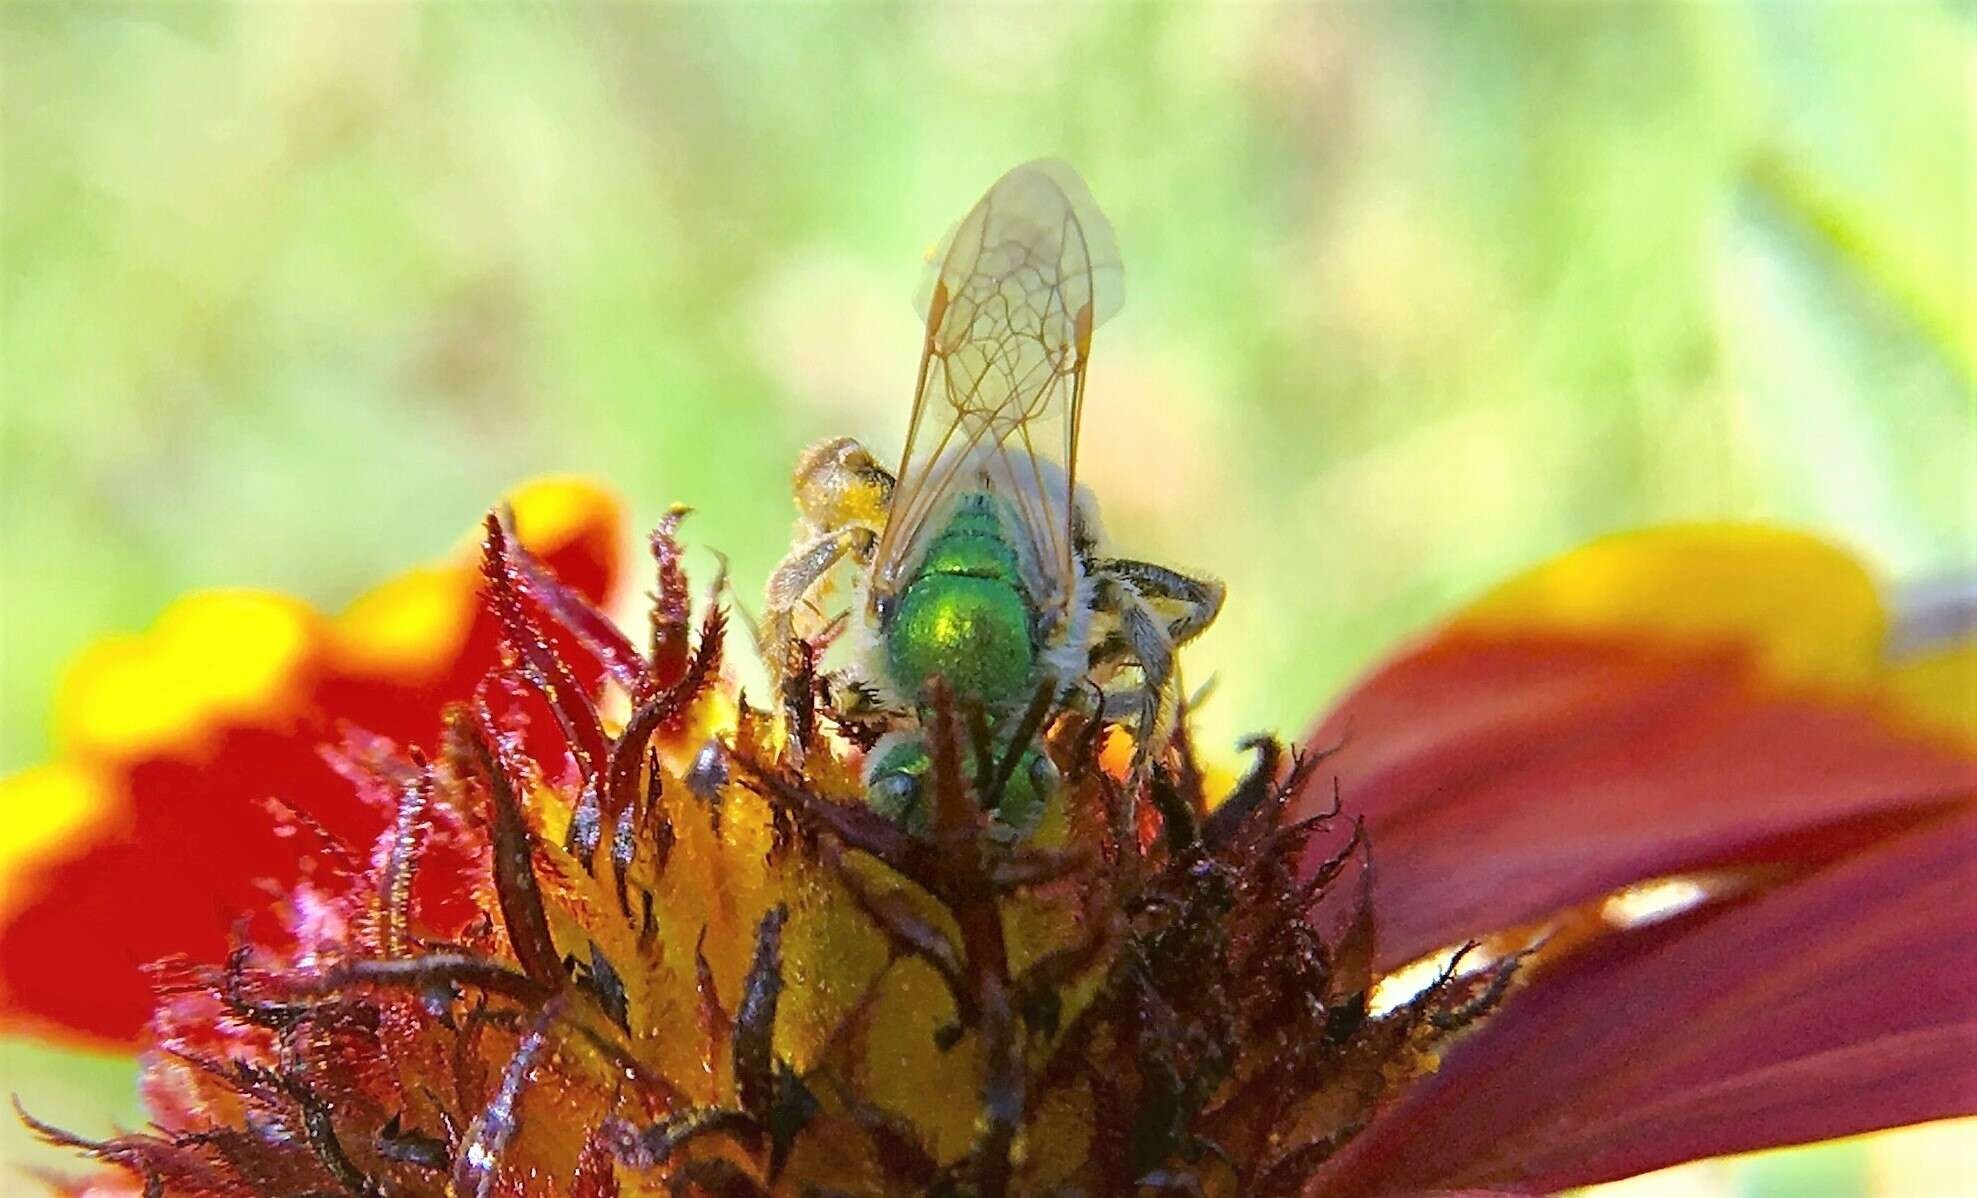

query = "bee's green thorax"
[884,493,1037,710]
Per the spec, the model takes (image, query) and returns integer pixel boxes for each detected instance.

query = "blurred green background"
[1,2,1970,1193]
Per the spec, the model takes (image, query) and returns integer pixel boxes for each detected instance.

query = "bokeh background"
[2,3,1971,1193]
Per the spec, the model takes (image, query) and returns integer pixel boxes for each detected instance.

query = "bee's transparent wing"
[872,160,1123,621]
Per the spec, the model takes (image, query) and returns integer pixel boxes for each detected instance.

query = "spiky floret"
[28,507,1517,1198]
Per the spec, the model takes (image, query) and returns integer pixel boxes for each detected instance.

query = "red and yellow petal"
[0,765,111,926]
[54,592,322,763]
[1453,525,1887,691]
[0,478,624,1047]
[1886,638,1977,744]
[1304,523,1977,970]
[1299,524,1977,1195]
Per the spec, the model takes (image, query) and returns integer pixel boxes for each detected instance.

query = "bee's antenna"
[708,549,766,658]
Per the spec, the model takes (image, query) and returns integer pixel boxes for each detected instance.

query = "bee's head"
[792,435,893,532]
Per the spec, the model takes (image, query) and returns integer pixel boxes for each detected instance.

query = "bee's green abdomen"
[887,572,1035,708]
[883,493,1038,708]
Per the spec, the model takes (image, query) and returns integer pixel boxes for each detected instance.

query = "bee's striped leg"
[1085,631,1132,681]
[1094,558,1225,649]
[1096,686,1153,723]
[762,527,871,677]
[1103,579,1179,767]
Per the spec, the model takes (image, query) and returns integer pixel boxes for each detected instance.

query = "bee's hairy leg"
[1092,557,1225,649]
[1083,574,1178,770]
[761,527,873,678]
[1075,558,1220,780]
[1095,686,1147,722]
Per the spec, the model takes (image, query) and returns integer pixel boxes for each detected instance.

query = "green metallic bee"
[764,161,1223,833]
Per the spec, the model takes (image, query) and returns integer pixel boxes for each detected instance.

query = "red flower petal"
[0,481,624,1047]
[1311,808,1977,1196]
[1306,630,1977,971]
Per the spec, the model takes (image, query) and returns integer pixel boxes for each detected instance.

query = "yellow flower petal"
[333,477,623,680]
[0,764,115,922]
[331,566,477,679]
[51,479,624,758]
[1455,525,1885,691]
[470,475,622,558]
[1885,641,1977,746]
[860,956,980,1162]
[54,591,319,761]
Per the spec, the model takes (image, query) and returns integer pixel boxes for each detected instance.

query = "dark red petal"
[1311,809,1977,1196]
[1303,632,1977,970]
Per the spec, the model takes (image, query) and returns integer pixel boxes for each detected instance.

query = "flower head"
[5,492,1973,1197]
